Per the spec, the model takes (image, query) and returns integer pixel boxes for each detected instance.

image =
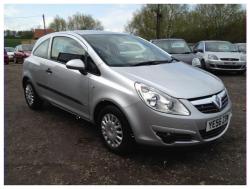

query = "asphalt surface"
[4,64,246,185]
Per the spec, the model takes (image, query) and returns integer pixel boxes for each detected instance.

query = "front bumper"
[205,60,246,71]
[123,97,232,147]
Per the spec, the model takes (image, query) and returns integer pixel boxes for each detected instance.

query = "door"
[45,35,90,119]
[31,38,51,98]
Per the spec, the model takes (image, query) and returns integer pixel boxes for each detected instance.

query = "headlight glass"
[208,54,219,60]
[135,82,190,116]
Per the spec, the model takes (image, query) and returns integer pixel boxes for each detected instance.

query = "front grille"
[191,91,228,114]
[199,123,227,139]
[220,58,239,61]
[217,65,242,69]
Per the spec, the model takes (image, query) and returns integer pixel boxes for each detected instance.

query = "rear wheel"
[97,105,134,154]
[24,81,43,110]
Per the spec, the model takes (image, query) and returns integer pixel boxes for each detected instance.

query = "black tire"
[24,81,43,110]
[201,59,206,70]
[97,105,134,154]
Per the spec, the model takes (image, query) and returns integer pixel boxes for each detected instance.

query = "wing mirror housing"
[192,58,202,67]
[66,59,87,75]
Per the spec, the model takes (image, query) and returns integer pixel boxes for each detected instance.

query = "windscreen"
[5,47,14,52]
[152,40,192,54]
[82,34,172,67]
[205,41,237,52]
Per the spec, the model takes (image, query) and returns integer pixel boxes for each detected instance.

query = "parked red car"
[4,48,9,65]
[14,44,34,64]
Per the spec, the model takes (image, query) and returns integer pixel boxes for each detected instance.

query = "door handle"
[46,68,53,74]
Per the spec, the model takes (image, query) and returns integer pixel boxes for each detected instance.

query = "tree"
[49,15,67,32]
[125,4,246,43]
[67,13,103,30]
[125,4,188,40]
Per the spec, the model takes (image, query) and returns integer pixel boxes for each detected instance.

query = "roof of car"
[73,30,127,35]
[202,40,231,43]
[151,38,184,41]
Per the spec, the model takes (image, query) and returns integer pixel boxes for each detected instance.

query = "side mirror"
[192,58,201,67]
[194,49,203,53]
[66,59,87,75]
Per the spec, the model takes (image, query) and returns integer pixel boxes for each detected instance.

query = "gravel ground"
[4,64,246,185]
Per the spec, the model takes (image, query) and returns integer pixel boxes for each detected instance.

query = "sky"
[4,4,143,32]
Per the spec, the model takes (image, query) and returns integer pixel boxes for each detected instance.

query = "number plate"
[206,114,229,132]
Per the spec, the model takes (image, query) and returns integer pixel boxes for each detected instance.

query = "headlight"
[240,55,246,61]
[208,54,219,60]
[135,82,190,116]
[192,58,201,67]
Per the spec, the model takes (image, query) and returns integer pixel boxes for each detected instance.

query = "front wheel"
[24,81,43,110]
[201,59,206,70]
[97,105,134,154]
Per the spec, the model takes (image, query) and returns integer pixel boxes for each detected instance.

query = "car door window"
[50,36,100,75]
[33,39,50,59]
[51,36,86,63]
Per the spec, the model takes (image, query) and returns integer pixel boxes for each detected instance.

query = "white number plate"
[206,114,229,132]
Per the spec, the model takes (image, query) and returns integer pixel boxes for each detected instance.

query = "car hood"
[171,53,197,65]
[111,62,224,99]
[206,51,243,59]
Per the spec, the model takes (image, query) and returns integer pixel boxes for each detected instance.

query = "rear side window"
[33,39,50,59]
[51,36,85,63]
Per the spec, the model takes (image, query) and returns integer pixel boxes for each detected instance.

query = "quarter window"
[33,39,50,59]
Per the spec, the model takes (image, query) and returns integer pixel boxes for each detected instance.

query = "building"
[33,29,54,39]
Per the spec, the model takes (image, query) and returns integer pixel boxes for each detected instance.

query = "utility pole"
[42,14,46,34]
[156,4,161,39]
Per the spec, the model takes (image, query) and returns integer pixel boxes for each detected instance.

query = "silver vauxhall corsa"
[23,30,232,153]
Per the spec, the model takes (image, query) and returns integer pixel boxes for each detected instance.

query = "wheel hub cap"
[101,113,123,148]
[25,84,34,106]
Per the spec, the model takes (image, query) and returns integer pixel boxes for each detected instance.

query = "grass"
[4,38,34,48]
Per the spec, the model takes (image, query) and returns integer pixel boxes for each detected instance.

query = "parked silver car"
[194,40,246,74]
[150,38,201,67]
[22,31,232,153]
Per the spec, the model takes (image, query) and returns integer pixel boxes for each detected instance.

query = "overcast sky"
[4,4,143,32]
[4,4,246,32]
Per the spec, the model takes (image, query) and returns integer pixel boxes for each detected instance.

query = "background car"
[151,38,201,67]
[14,44,34,64]
[193,40,246,74]
[5,47,15,61]
[234,43,246,54]
[4,48,9,65]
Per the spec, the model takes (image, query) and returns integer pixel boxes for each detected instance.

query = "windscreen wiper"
[132,59,175,66]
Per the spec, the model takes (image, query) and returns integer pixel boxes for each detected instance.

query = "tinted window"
[51,37,85,63]
[152,40,191,54]
[83,34,172,67]
[33,39,50,59]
